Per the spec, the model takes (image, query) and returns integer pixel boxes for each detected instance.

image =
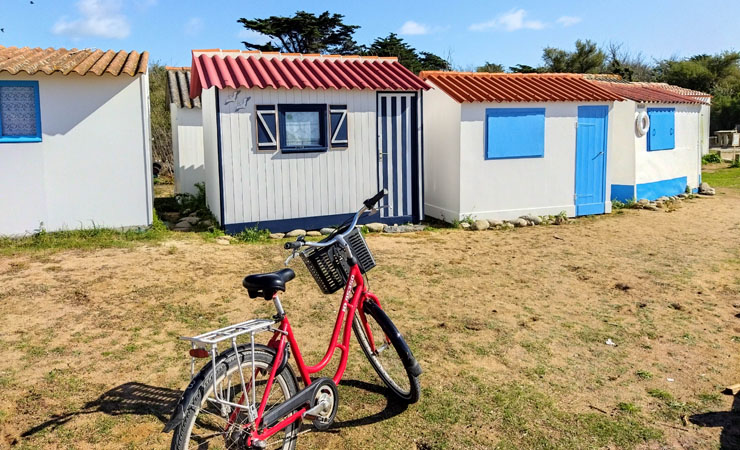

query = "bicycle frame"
[245,261,385,444]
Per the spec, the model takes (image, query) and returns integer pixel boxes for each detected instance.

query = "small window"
[256,105,277,150]
[278,104,327,153]
[329,105,348,148]
[0,81,42,143]
[485,108,545,159]
[647,107,675,151]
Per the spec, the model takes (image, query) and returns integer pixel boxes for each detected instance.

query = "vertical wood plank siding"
[218,88,377,225]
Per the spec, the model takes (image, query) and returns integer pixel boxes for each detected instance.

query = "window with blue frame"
[278,104,327,153]
[647,107,675,151]
[485,108,545,159]
[0,80,42,143]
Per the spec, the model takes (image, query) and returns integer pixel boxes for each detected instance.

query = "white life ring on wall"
[635,111,650,137]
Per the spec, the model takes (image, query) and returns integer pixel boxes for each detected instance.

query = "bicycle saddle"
[243,268,295,300]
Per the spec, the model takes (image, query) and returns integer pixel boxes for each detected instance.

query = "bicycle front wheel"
[353,299,421,403]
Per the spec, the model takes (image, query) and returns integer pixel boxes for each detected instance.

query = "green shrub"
[702,153,722,164]
[731,157,740,168]
[235,226,270,243]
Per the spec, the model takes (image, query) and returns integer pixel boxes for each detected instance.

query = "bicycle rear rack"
[180,318,277,423]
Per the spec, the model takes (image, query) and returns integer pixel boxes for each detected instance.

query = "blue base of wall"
[611,176,688,202]
[611,184,636,203]
[636,176,687,200]
[224,214,414,234]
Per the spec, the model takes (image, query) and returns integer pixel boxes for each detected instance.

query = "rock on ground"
[699,182,716,195]
[383,224,426,233]
[487,219,503,228]
[286,229,306,237]
[365,223,385,233]
[269,233,285,239]
[520,214,542,225]
[306,231,322,237]
[472,219,489,231]
[319,228,335,235]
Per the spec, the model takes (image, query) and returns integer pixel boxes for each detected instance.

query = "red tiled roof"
[632,82,712,101]
[419,71,623,103]
[0,46,148,77]
[589,80,706,104]
[189,50,429,98]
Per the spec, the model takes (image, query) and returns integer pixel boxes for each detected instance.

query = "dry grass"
[1,191,739,449]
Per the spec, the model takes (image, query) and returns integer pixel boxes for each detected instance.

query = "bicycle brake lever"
[284,249,298,266]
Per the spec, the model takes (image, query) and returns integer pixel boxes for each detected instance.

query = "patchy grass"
[702,166,740,189]
[0,211,170,255]
[0,189,738,449]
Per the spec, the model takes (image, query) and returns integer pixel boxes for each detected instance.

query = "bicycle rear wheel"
[352,299,421,403]
[170,345,299,450]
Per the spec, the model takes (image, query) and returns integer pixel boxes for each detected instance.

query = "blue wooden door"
[575,106,609,216]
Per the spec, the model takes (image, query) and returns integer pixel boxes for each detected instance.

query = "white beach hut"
[166,67,204,195]
[189,50,429,233]
[0,46,152,236]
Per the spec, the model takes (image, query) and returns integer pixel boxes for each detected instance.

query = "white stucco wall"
[422,86,461,221]
[0,72,152,236]
[634,104,702,190]
[608,101,637,187]
[458,102,614,220]
[201,88,221,223]
[170,103,204,195]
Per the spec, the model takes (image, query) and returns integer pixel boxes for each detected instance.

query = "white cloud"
[52,0,130,39]
[557,15,582,27]
[470,9,545,32]
[185,17,203,36]
[399,20,431,35]
[237,29,271,45]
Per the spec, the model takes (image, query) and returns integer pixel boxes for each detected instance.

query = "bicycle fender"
[162,344,283,433]
[362,300,423,377]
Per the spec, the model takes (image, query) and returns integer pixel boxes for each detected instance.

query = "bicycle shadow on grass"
[331,379,409,429]
[689,392,740,449]
[21,382,181,438]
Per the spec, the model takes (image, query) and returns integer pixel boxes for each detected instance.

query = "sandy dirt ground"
[1,191,739,449]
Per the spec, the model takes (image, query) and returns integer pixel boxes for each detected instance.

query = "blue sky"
[0,0,737,70]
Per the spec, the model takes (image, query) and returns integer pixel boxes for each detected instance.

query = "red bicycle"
[164,190,421,449]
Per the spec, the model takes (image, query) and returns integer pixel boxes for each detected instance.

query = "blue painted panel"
[636,176,687,200]
[485,108,545,159]
[611,184,635,202]
[390,98,399,216]
[647,108,675,151]
[329,104,348,148]
[401,96,409,217]
[0,80,42,143]
[575,105,609,216]
[224,214,414,234]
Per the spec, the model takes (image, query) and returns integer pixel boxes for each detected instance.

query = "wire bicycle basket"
[300,228,376,294]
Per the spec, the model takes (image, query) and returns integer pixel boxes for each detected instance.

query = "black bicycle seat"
[243,268,295,300]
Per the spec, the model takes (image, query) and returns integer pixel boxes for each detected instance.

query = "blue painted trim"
[278,104,328,153]
[415,91,424,222]
[224,214,414,234]
[401,96,408,216]
[611,184,636,202]
[215,90,226,228]
[484,108,545,160]
[691,187,699,193]
[636,176,687,200]
[0,80,42,143]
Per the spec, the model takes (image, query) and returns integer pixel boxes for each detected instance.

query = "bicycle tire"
[170,345,299,450]
[353,300,421,403]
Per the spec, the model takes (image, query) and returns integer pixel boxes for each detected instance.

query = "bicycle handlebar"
[284,189,388,263]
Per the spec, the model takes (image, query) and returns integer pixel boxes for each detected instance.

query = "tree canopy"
[542,39,605,74]
[362,33,450,74]
[476,62,505,73]
[237,11,360,54]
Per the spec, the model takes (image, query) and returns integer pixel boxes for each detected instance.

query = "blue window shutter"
[647,108,675,151]
[0,80,42,143]
[485,108,545,159]
[330,104,348,148]
[256,105,277,150]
